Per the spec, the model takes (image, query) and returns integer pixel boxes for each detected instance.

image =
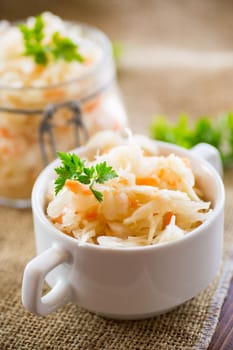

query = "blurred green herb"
[19,15,84,65]
[55,152,118,202]
[150,113,233,167]
[112,41,124,65]
[51,32,84,62]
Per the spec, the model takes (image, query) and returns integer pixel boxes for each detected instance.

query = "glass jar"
[0,22,127,208]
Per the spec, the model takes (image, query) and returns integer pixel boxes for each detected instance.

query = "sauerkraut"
[0,13,127,205]
[46,131,212,247]
[0,12,103,88]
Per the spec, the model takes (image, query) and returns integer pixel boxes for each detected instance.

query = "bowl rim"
[32,140,225,253]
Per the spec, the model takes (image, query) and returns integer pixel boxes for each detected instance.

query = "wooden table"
[208,278,233,349]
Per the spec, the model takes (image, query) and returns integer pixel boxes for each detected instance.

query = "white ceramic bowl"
[22,141,224,319]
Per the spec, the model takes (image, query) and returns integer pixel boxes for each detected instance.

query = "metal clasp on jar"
[39,101,89,165]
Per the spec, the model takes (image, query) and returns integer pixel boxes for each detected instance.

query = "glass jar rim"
[0,19,113,92]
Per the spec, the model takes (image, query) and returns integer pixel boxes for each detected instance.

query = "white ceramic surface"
[22,142,225,319]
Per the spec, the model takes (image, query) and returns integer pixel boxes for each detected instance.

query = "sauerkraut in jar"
[0,12,127,208]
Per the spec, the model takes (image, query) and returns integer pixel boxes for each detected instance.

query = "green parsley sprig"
[19,15,84,65]
[54,152,118,202]
[150,113,233,168]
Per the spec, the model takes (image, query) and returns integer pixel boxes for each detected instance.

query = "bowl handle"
[22,245,73,316]
[190,143,223,177]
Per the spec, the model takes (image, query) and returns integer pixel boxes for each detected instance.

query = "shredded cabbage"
[47,131,212,247]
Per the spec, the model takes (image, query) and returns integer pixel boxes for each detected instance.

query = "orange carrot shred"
[85,210,98,220]
[53,214,63,224]
[136,177,158,187]
[164,212,173,226]
[65,179,91,195]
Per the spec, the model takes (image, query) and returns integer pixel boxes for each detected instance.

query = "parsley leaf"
[54,152,118,202]
[150,113,233,168]
[90,186,104,202]
[51,32,84,63]
[19,15,84,65]
[95,161,118,183]
[19,15,48,65]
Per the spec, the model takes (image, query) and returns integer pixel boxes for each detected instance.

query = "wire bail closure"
[39,101,89,165]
